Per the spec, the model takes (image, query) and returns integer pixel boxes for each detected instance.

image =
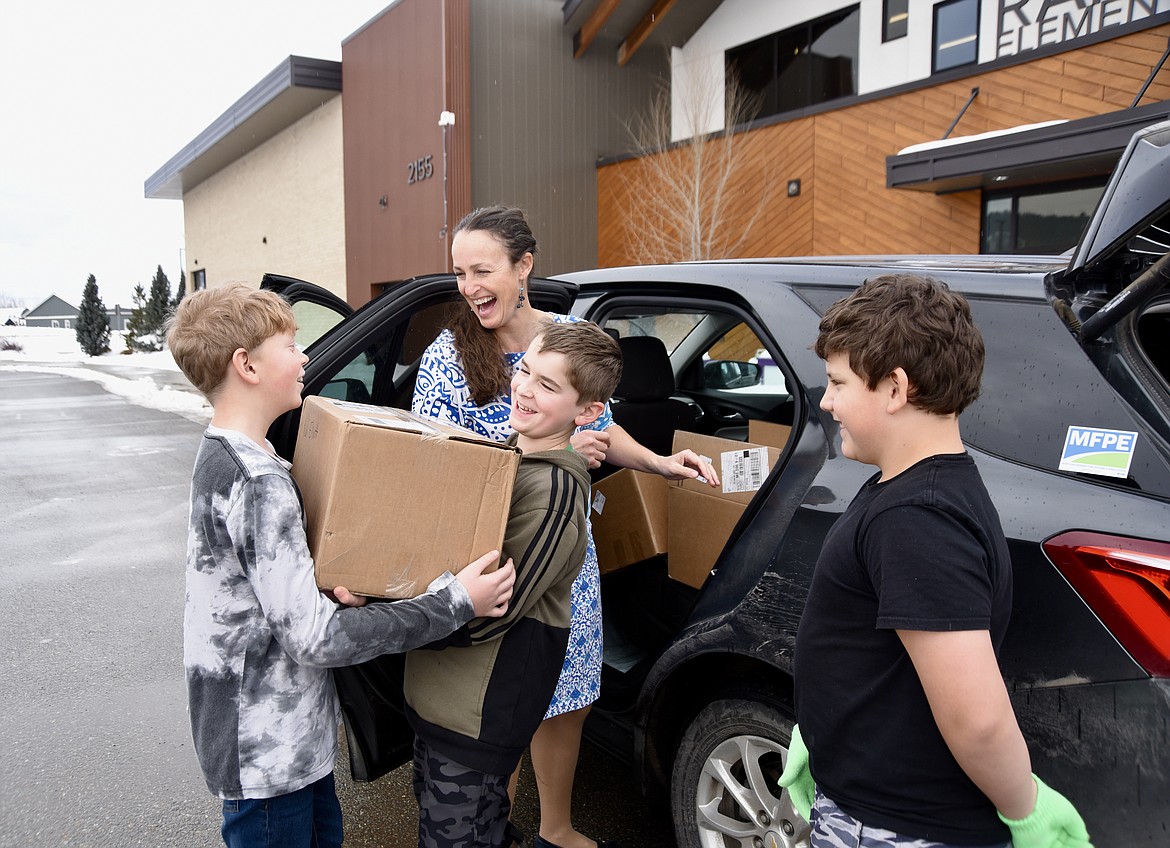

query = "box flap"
[311,397,520,452]
[748,420,792,450]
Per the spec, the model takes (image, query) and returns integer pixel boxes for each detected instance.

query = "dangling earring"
[516,282,525,309]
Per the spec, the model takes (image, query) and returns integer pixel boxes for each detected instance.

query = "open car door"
[260,273,354,350]
[265,271,578,781]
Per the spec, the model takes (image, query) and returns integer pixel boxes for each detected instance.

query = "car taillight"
[1043,531,1170,677]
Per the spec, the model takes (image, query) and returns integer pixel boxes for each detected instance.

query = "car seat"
[610,336,696,457]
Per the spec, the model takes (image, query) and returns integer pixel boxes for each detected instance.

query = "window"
[290,301,348,351]
[883,0,908,41]
[933,0,979,72]
[727,6,860,119]
[314,299,454,408]
[193,269,207,291]
[605,312,706,355]
[981,180,1106,254]
[597,304,795,434]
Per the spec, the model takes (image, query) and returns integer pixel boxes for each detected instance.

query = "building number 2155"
[407,155,434,184]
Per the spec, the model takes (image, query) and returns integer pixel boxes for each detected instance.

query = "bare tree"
[617,69,769,264]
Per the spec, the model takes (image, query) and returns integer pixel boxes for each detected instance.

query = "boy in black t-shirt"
[782,274,1092,848]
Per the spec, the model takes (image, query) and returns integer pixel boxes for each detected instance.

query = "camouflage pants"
[810,792,1011,848]
[412,736,512,848]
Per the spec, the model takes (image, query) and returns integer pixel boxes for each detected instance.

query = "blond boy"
[167,283,514,848]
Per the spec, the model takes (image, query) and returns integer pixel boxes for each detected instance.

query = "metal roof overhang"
[144,56,342,200]
[886,99,1170,194]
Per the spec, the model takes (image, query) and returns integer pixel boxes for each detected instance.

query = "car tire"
[670,698,811,848]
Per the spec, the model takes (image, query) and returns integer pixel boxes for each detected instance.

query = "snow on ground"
[0,326,212,423]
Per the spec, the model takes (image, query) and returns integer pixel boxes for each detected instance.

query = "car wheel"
[670,698,811,848]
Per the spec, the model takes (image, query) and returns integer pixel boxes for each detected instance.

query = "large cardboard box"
[293,396,521,598]
[667,431,774,588]
[590,469,669,574]
[667,488,745,588]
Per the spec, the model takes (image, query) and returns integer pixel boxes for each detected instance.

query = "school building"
[146,0,1170,306]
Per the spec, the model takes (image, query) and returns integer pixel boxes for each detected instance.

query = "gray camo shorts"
[411,736,512,848]
[809,792,1011,848]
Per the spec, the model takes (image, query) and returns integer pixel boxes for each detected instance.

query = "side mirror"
[702,359,762,390]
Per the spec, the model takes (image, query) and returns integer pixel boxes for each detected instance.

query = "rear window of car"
[797,286,1170,497]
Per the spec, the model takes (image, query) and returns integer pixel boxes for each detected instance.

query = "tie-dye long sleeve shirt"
[184,426,476,800]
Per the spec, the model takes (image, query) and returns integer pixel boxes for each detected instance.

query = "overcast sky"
[0,1,395,309]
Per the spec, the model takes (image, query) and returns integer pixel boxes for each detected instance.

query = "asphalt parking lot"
[0,367,674,847]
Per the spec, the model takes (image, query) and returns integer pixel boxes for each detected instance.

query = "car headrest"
[615,336,674,402]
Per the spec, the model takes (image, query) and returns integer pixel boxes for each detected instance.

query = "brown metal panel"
[444,0,473,262]
[342,0,472,306]
[469,0,667,281]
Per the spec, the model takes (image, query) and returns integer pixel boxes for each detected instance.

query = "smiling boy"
[781,274,1091,848]
[405,319,622,848]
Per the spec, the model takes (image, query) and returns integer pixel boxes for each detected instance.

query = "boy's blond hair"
[165,282,297,399]
[531,320,622,405]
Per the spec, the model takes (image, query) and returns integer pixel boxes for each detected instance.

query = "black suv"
[268,120,1170,848]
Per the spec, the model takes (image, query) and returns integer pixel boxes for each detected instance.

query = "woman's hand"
[652,449,720,486]
[570,429,611,469]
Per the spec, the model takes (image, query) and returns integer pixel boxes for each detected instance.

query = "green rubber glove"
[777,723,815,821]
[998,775,1093,848]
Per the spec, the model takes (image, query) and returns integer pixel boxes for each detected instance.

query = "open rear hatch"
[1048,119,1170,338]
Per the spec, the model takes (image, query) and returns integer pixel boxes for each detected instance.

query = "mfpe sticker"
[1058,426,1139,479]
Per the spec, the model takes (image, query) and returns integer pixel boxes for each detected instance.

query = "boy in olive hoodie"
[405,320,622,848]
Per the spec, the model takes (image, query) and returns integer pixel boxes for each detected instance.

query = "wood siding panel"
[596,24,1170,266]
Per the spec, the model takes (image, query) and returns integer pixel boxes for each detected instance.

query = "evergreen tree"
[75,274,111,356]
[147,265,172,332]
[125,284,162,352]
[172,270,186,309]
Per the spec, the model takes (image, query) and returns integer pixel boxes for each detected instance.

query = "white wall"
[678,0,1170,133]
[671,0,858,139]
[672,0,1170,139]
[183,98,348,300]
[672,0,953,135]
[860,0,948,94]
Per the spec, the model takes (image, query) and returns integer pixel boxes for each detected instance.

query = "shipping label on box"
[590,469,669,574]
[293,396,521,598]
[721,446,769,493]
[672,431,772,504]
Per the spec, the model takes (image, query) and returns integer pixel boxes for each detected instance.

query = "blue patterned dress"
[412,315,610,718]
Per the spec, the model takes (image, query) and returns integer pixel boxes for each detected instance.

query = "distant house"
[22,295,78,329]
[1,308,24,326]
[105,304,132,333]
[21,296,132,332]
